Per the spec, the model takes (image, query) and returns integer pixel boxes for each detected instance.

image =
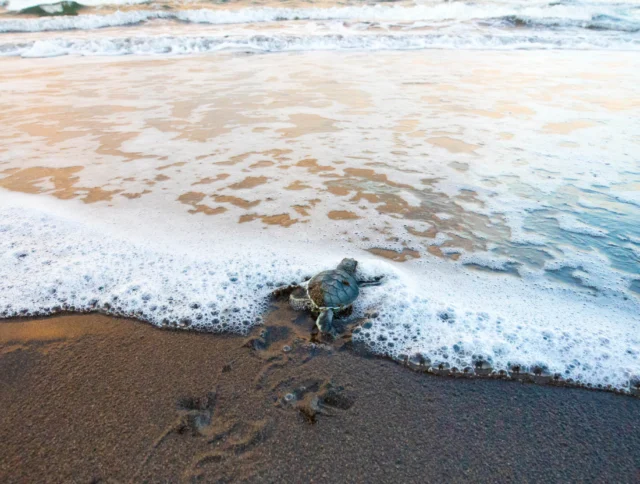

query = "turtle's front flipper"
[357,275,384,287]
[316,309,335,336]
[270,284,299,300]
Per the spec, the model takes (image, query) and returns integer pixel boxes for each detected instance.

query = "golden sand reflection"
[293,205,311,216]
[96,131,145,163]
[192,174,230,185]
[277,114,338,138]
[250,160,275,169]
[343,168,414,190]
[394,119,421,133]
[212,194,260,209]
[406,225,438,239]
[239,213,298,227]
[0,166,82,194]
[0,316,115,355]
[543,120,598,134]
[495,102,536,116]
[0,318,110,344]
[122,190,152,200]
[588,98,640,112]
[229,176,269,190]
[16,121,86,145]
[428,137,479,154]
[158,161,188,171]
[177,191,226,215]
[285,180,312,191]
[326,185,351,196]
[453,107,505,119]
[367,248,421,262]
[327,210,360,220]
[295,158,335,173]
[2,51,637,268]
[0,167,121,203]
[149,99,280,143]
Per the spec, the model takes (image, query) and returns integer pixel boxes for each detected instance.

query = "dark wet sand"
[2,308,640,483]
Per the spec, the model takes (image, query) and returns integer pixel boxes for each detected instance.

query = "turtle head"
[337,258,358,275]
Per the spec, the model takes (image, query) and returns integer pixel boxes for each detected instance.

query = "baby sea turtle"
[272,258,382,336]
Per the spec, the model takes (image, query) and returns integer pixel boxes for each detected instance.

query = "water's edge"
[4,305,639,398]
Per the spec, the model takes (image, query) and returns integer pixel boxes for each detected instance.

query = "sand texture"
[2,307,640,483]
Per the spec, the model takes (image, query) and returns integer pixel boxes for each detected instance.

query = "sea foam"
[1,194,638,391]
[1,3,639,33]
[1,31,638,58]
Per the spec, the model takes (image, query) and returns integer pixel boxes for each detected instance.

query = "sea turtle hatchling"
[272,258,382,336]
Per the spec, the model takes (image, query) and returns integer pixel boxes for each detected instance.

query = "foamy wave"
[1,3,638,33]
[1,198,638,391]
[1,31,638,57]
[486,13,640,33]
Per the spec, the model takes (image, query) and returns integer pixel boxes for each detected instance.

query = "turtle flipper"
[357,275,384,287]
[270,284,299,300]
[316,309,335,335]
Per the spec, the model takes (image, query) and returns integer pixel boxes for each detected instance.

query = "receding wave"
[1,4,639,33]
[1,31,638,57]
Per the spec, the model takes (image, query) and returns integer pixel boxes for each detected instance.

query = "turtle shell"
[307,269,360,309]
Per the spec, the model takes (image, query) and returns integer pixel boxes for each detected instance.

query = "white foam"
[429,233,451,246]
[554,213,609,237]
[1,2,639,33]
[458,252,517,271]
[0,195,325,332]
[1,193,638,391]
[543,245,634,296]
[613,190,640,207]
[3,31,637,58]
[435,212,452,220]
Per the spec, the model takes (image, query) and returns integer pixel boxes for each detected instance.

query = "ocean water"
[0,0,639,391]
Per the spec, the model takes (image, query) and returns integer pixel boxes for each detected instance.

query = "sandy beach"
[2,1,640,481]
[2,306,640,482]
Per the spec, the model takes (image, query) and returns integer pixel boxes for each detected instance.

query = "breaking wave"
[486,13,640,32]
[1,4,639,34]
[2,31,638,57]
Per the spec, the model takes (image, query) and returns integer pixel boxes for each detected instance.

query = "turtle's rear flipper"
[357,275,384,287]
[270,284,298,300]
[316,309,335,336]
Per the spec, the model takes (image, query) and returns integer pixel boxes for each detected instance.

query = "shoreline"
[2,309,640,482]
[4,305,640,399]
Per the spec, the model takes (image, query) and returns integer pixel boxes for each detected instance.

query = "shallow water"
[1,1,639,392]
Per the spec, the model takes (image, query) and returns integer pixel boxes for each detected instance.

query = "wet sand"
[2,307,640,483]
